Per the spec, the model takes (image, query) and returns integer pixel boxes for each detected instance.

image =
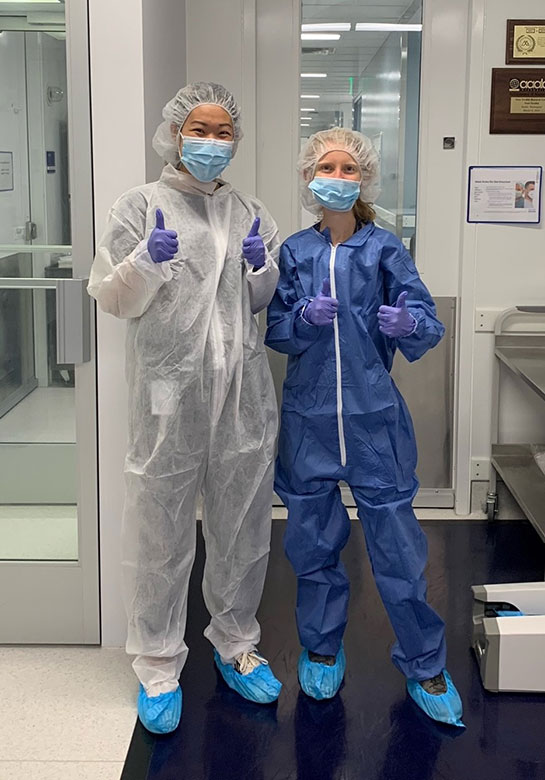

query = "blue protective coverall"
[265,221,447,681]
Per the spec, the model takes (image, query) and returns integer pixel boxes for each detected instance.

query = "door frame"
[0,0,99,644]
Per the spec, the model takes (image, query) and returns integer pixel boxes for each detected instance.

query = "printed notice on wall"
[0,152,14,192]
[467,166,542,223]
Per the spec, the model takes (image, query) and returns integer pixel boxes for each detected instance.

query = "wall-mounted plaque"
[506,20,545,65]
[490,68,545,133]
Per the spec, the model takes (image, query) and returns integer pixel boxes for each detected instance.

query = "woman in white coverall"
[88,82,281,734]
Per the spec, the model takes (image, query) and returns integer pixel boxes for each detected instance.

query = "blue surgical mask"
[180,136,233,182]
[308,177,361,212]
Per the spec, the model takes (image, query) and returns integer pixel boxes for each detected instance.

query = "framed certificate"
[506,20,545,65]
[467,166,542,224]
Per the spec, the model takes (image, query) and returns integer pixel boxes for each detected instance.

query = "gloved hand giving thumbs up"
[377,291,416,337]
[147,209,179,263]
[242,217,266,270]
[303,278,339,326]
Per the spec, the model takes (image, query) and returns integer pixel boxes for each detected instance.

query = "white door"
[0,0,99,642]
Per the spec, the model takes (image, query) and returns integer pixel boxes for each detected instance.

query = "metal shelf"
[495,335,545,403]
[491,444,545,542]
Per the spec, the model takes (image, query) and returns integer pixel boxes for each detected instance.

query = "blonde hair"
[353,198,375,224]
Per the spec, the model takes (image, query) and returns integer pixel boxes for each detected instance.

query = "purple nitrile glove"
[147,208,179,263]
[377,291,417,337]
[303,278,339,326]
[242,217,266,269]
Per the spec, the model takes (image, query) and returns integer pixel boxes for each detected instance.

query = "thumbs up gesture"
[303,278,339,326]
[242,217,266,269]
[377,291,416,337]
[147,209,179,264]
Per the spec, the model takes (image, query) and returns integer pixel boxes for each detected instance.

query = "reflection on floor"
[122,518,545,780]
[0,505,77,560]
[0,387,75,443]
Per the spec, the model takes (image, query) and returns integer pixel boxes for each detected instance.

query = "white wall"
[90,0,186,647]
[455,0,545,512]
[185,0,257,197]
[142,0,187,183]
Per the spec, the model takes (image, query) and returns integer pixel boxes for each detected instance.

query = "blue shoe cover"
[214,650,282,704]
[298,646,346,700]
[407,670,465,728]
[137,684,182,734]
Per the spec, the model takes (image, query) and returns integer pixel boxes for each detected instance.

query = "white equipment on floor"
[472,582,545,692]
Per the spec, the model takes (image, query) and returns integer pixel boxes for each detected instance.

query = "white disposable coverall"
[88,165,279,695]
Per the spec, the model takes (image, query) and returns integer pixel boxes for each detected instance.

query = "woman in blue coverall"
[265,128,463,728]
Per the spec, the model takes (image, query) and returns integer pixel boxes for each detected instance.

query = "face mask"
[308,177,361,212]
[179,136,233,182]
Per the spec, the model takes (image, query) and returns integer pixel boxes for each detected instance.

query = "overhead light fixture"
[301,73,327,78]
[301,33,340,41]
[301,123,311,127]
[0,0,61,3]
[301,94,320,99]
[300,108,316,112]
[355,23,422,32]
[302,23,351,32]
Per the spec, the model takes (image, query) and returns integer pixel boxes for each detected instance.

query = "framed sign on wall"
[467,165,542,224]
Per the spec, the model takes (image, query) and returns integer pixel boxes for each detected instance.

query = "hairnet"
[152,82,243,166]
[298,128,380,215]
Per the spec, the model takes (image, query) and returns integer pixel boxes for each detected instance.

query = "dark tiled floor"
[122,519,545,780]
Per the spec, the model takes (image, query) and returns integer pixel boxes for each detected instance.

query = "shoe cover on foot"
[137,684,182,734]
[214,650,282,704]
[298,646,346,700]
[407,670,465,728]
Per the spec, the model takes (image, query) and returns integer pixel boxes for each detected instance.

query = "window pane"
[300,0,423,257]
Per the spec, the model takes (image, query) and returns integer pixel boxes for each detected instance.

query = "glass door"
[0,0,99,642]
[299,0,422,256]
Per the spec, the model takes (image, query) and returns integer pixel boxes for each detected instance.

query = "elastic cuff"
[245,256,269,276]
[397,313,419,339]
[132,240,174,281]
[300,305,315,327]
[406,314,418,336]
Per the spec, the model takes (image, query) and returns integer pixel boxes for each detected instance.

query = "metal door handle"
[56,278,91,364]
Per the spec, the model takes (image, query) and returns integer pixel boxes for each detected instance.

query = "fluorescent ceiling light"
[301,94,320,99]
[0,0,61,3]
[301,124,311,127]
[300,108,316,112]
[302,23,351,32]
[301,73,327,78]
[355,23,422,32]
[301,33,340,41]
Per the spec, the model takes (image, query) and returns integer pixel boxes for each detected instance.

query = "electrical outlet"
[13,226,25,240]
[402,215,416,228]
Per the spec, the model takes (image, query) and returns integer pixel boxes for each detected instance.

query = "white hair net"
[298,128,380,215]
[152,82,243,166]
